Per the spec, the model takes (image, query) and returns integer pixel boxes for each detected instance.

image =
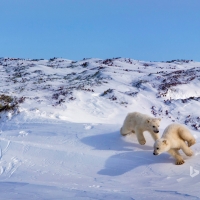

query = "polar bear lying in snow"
[120,112,161,145]
[153,123,196,165]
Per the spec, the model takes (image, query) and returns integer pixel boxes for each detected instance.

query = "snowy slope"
[0,57,200,199]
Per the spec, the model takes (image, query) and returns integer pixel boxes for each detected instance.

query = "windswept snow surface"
[0,57,200,199]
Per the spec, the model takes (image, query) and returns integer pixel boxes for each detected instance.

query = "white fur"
[153,123,196,165]
[120,112,161,145]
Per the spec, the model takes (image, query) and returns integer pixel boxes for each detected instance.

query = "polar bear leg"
[135,129,146,145]
[179,129,196,147]
[150,132,160,141]
[180,141,193,156]
[168,149,185,165]
[120,127,132,136]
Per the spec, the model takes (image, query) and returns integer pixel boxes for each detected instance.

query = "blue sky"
[0,0,200,61]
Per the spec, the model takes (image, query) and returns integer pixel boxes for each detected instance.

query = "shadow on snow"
[97,151,172,176]
[81,131,153,151]
[81,131,172,176]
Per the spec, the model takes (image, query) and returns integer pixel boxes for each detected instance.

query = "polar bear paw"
[186,150,193,157]
[139,139,146,145]
[176,159,185,165]
[188,139,196,147]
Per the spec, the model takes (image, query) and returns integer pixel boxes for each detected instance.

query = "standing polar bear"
[153,123,196,165]
[120,112,161,145]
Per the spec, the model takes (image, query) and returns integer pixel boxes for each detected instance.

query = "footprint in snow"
[84,125,93,130]
[19,131,28,137]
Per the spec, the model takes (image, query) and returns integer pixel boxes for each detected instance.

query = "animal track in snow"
[19,130,28,136]
[84,125,93,130]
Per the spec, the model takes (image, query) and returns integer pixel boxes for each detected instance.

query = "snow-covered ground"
[0,57,200,199]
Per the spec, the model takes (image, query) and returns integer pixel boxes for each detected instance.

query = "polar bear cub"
[153,123,196,165]
[120,112,161,145]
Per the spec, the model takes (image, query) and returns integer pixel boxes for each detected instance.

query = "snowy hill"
[0,57,200,199]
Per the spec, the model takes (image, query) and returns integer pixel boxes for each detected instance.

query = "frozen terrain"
[0,57,200,199]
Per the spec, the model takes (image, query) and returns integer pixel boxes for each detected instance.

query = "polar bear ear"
[162,140,167,145]
[147,119,151,123]
[157,118,161,121]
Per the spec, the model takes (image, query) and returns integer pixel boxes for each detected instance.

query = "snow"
[0,57,200,199]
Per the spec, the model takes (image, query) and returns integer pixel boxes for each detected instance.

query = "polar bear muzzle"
[153,151,159,155]
[152,126,159,133]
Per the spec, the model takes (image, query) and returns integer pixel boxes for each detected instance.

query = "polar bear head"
[153,139,170,155]
[146,118,161,134]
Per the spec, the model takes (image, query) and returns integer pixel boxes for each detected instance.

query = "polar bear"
[153,123,196,165]
[120,112,161,145]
